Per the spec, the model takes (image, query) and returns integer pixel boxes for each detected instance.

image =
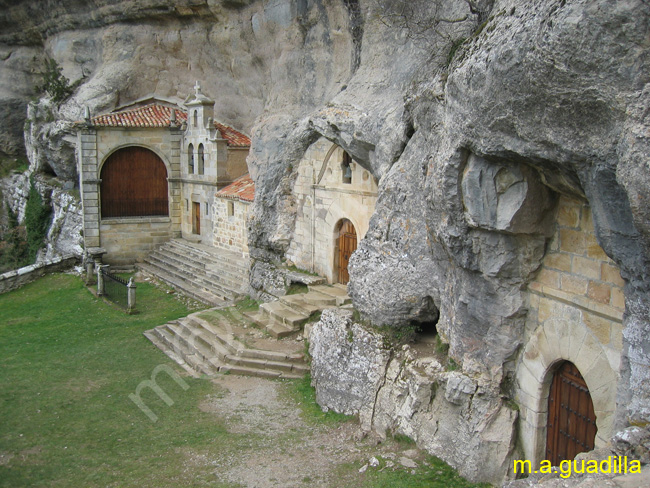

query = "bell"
[344,164,352,180]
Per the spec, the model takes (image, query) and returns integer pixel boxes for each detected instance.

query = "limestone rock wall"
[310,308,518,485]
[0,0,649,481]
[0,172,83,263]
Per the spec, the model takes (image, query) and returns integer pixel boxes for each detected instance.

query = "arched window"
[188,143,194,174]
[100,147,168,218]
[198,144,205,175]
[341,152,352,184]
[193,110,198,127]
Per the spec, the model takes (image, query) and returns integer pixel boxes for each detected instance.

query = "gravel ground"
[183,375,426,488]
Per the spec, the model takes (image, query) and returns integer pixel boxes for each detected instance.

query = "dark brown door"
[546,361,597,465]
[338,219,357,284]
[100,147,168,218]
[192,202,201,235]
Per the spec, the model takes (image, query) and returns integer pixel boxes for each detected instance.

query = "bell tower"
[185,81,214,130]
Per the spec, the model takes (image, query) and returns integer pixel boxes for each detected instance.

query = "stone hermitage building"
[76,84,252,266]
[76,90,376,284]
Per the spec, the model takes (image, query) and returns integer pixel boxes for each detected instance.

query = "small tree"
[36,58,74,104]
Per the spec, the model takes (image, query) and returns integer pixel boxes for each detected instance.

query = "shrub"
[24,177,52,262]
[0,206,29,272]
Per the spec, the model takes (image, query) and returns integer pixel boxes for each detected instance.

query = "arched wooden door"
[337,219,357,284]
[546,361,597,465]
[100,147,168,218]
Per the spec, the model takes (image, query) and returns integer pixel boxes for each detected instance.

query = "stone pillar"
[127,277,137,313]
[85,257,95,285]
[169,128,183,235]
[78,128,100,248]
[97,264,108,296]
[86,247,106,286]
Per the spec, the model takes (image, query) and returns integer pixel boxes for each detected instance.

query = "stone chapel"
[76,84,251,266]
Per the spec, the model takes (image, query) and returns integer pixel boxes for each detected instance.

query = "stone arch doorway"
[100,146,169,218]
[335,219,357,284]
[545,361,597,465]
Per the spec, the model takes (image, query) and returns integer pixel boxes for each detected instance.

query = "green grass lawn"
[0,273,228,487]
[0,273,491,488]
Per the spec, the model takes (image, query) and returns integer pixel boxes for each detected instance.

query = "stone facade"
[179,87,249,246]
[212,197,251,256]
[286,137,378,283]
[77,90,250,266]
[516,195,625,467]
[77,123,182,267]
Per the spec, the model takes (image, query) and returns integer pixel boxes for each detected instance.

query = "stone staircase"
[144,283,351,379]
[137,238,248,306]
[245,284,351,338]
[145,309,309,379]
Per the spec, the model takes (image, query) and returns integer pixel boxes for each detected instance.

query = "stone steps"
[137,238,248,306]
[245,284,352,338]
[145,253,243,297]
[168,239,246,269]
[144,311,308,380]
[138,263,229,307]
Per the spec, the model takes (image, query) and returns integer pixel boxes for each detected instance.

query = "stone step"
[143,329,200,378]
[155,248,247,285]
[242,310,299,339]
[144,311,309,380]
[186,316,305,364]
[141,255,243,302]
[260,301,310,328]
[150,324,219,377]
[168,239,249,270]
[138,263,227,307]
[164,244,249,278]
[280,290,337,314]
[145,253,244,297]
[309,284,351,305]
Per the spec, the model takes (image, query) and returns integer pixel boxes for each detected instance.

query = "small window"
[186,199,189,211]
[205,202,209,215]
[188,143,194,174]
[341,152,352,184]
[198,144,205,175]
[227,201,234,217]
[193,110,198,127]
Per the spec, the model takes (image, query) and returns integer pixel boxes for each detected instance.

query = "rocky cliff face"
[1,0,649,483]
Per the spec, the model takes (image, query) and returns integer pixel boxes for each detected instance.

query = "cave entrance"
[335,218,357,284]
[414,320,438,343]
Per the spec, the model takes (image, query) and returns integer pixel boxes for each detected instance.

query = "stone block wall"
[516,195,625,465]
[180,181,217,246]
[286,137,378,282]
[0,255,78,294]
[212,197,250,255]
[99,217,175,266]
[78,126,182,264]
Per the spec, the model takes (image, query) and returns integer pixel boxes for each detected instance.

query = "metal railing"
[97,266,136,313]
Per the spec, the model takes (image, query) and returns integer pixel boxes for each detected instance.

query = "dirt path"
[183,375,425,488]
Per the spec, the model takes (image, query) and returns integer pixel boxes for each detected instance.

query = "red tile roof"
[90,102,251,147]
[216,173,255,202]
[214,122,251,147]
[92,104,187,128]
